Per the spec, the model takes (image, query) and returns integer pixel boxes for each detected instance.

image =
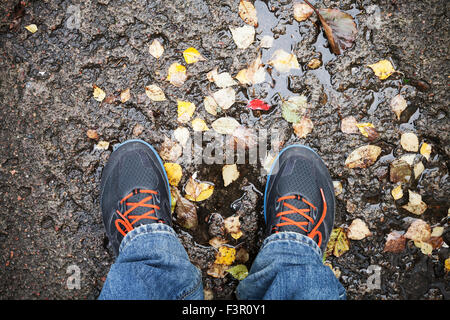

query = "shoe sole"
[263,144,331,223]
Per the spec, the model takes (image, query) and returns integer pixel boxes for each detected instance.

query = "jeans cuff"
[119,223,177,254]
[262,231,323,258]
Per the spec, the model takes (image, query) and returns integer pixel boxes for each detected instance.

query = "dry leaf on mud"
[236,53,266,85]
[307,58,322,69]
[214,246,236,266]
[25,24,38,33]
[391,184,403,200]
[260,35,274,48]
[207,263,229,278]
[222,164,239,187]
[185,177,214,202]
[281,95,309,123]
[341,116,359,134]
[413,161,425,179]
[232,126,258,150]
[293,3,314,22]
[95,140,109,150]
[173,188,197,229]
[204,96,219,115]
[402,190,427,215]
[268,49,300,73]
[390,94,407,120]
[293,117,314,138]
[148,39,164,59]
[93,84,106,102]
[211,117,241,135]
[383,231,406,253]
[213,87,236,110]
[304,1,357,55]
[209,237,228,248]
[145,84,166,101]
[213,72,237,88]
[420,143,432,161]
[239,0,258,27]
[325,227,350,258]
[164,163,182,186]
[404,219,431,242]
[183,47,205,64]
[400,132,419,152]
[177,100,196,123]
[159,138,182,162]
[356,122,379,140]
[191,118,209,132]
[230,25,255,49]
[368,59,395,80]
[347,218,372,240]
[120,88,131,103]
[173,127,190,146]
[86,129,99,140]
[247,99,270,111]
[167,62,187,87]
[344,145,381,169]
[224,215,241,234]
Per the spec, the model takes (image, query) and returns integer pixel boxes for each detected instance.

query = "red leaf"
[247,99,270,111]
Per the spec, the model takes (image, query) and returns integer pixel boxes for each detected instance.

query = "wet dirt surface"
[0,0,448,299]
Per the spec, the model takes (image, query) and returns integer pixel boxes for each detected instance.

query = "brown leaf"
[239,0,258,27]
[173,188,198,229]
[383,231,406,253]
[345,145,381,169]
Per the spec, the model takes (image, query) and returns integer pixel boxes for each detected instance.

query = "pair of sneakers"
[100,140,335,255]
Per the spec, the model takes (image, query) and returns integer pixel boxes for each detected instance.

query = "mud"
[0,0,448,299]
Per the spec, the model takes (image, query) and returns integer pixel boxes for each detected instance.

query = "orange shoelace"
[115,189,160,237]
[275,188,327,248]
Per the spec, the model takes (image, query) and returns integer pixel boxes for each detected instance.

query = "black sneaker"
[100,139,172,255]
[264,144,335,253]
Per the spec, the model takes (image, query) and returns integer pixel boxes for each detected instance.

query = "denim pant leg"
[99,223,203,300]
[237,232,346,300]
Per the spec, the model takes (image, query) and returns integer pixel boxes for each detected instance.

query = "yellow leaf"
[268,49,300,73]
[325,228,350,258]
[183,47,205,64]
[445,258,450,272]
[356,122,375,138]
[164,163,182,186]
[25,24,38,33]
[191,118,209,132]
[239,0,258,27]
[230,231,243,240]
[391,184,403,200]
[368,60,395,80]
[420,143,432,161]
[214,246,236,266]
[177,100,196,123]
[185,177,214,202]
[167,63,187,87]
[93,85,106,102]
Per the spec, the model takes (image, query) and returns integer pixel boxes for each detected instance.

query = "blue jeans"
[98,223,346,300]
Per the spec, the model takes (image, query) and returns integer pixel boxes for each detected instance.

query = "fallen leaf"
[420,143,432,161]
[281,95,309,123]
[213,72,237,88]
[222,164,239,187]
[333,181,343,196]
[25,24,38,33]
[307,58,322,69]
[268,49,300,73]
[293,117,314,138]
[402,190,427,215]
[368,60,395,80]
[145,84,166,101]
[446,258,450,272]
[214,246,236,265]
[344,145,382,169]
[230,25,255,49]
[390,94,407,120]
[185,177,214,202]
[356,122,379,140]
[236,54,266,85]
[211,117,241,135]
[260,35,274,48]
[413,161,425,179]
[235,248,249,263]
[209,237,228,248]
[389,159,411,183]
[173,188,197,229]
[404,219,431,242]
[183,47,205,64]
[93,84,106,102]
[173,127,190,146]
[204,289,214,300]
[414,240,433,255]
[86,129,99,140]
[341,116,359,134]
[148,39,164,59]
[400,132,419,152]
[159,138,182,162]
[207,68,219,82]
[347,218,372,240]
[293,3,314,22]
[213,87,236,110]
[207,263,229,278]
[191,118,209,132]
[247,99,270,111]
[239,0,258,27]
[227,264,249,280]
[232,126,257,150]
[431,226,444,238]
[391,184,403,200]
[383,231,406,253]
[167,62,187,87]
[177,100,196,123]
[164,163,182,186]
[95,141,109,150]
[325,227,350,258]
[224,215,241,235]
[204,96,219,115]
[120,88,131,103]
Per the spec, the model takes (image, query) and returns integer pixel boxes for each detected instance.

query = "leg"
[238,144,346,300]
[98,139,203,300]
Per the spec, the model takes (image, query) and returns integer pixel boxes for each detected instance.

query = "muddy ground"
[0,0,448,300]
